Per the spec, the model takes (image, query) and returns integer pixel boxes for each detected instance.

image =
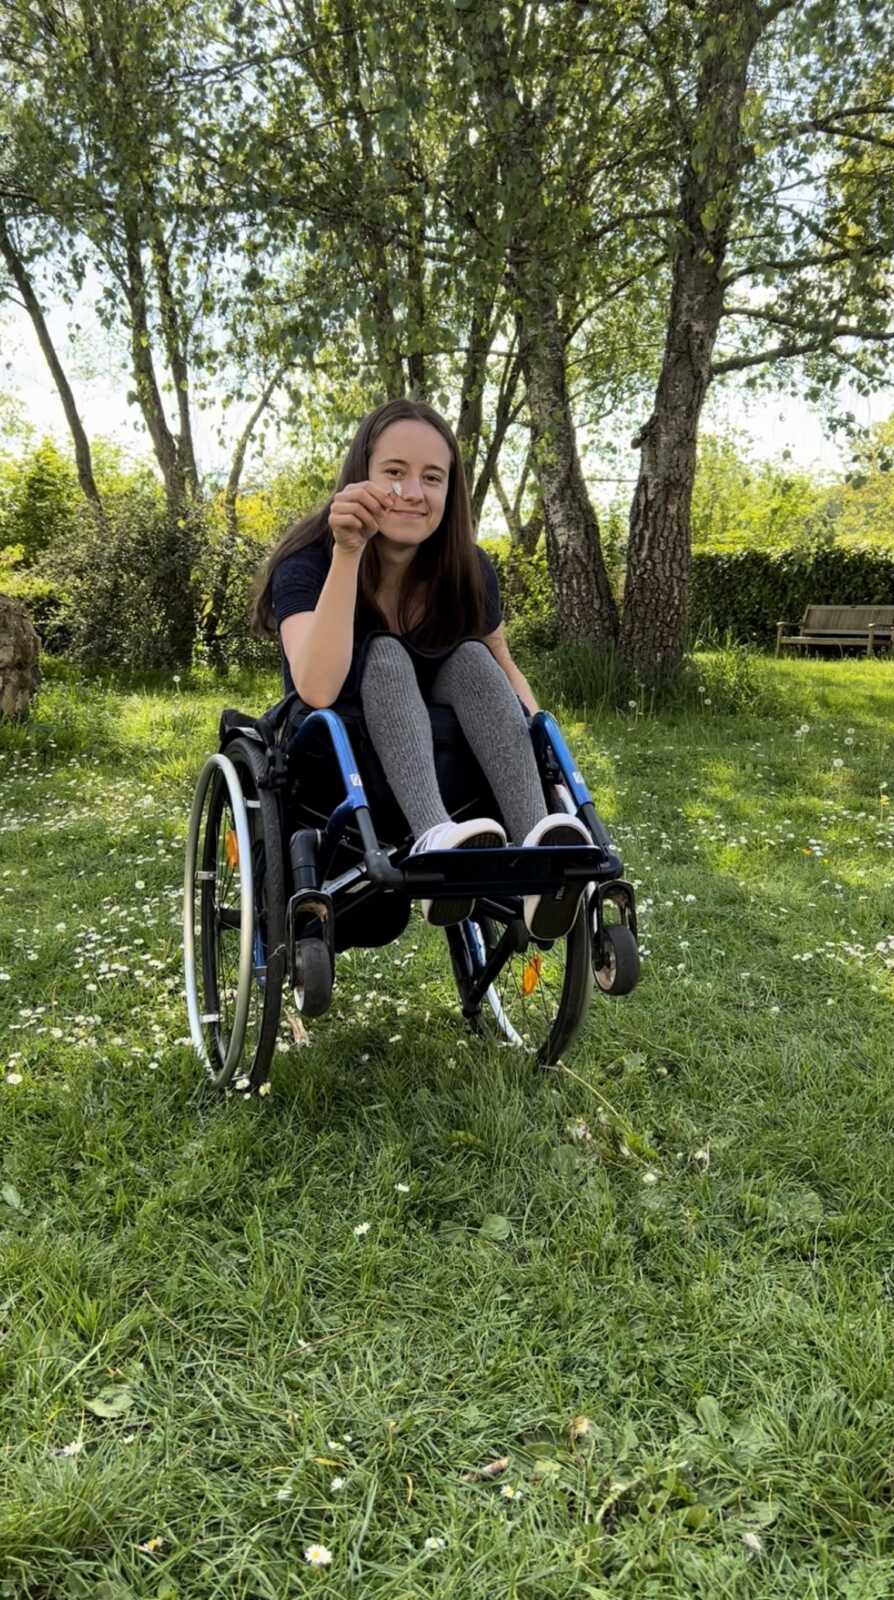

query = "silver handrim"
[183,753,255,1080]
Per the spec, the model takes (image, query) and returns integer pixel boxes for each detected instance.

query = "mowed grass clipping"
[0,652,892,1599]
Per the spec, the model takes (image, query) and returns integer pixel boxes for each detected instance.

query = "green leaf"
[84,1385,135,1419]
[745,1499,781,1526]
[682,1502,712,1530]
[1,1183,24,1212]
[478,1213,511,1241]
[695,1395,725,1437]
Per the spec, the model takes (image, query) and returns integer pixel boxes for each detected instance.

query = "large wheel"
[445,898,593,1067]
[184,737,286,1089]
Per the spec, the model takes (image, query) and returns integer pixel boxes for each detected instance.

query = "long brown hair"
[251,398,487,646]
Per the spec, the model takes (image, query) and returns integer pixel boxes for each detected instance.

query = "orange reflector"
[224,828,239,868]
[521,953,543,995]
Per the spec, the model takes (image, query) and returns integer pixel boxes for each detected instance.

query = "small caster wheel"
[593,924,640,995]
[293,938,333,1017]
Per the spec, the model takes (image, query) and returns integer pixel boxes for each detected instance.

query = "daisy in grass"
[304,1543,333,1566]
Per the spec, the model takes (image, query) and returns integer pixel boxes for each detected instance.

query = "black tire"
[198,737,286,1089]
[593,923,640,996]
[446,899,593,1066]
[293,938,334,1018]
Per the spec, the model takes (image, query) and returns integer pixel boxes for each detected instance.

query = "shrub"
[0,545,71,652]
[37,486,199,670]
[480,538,558,649]
[0,438,81,563]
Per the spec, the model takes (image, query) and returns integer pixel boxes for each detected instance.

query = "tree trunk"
[455,302,490,496]
[513,293,619,644]
[492,457,543,555]
[121,207,198,661]
[619,3,764,679]
[0,211,106,525]
[469,335,524,532]
[148,210,200,498]
[203,368,283,669]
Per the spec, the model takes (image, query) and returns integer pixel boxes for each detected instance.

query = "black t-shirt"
[272,538,503,700]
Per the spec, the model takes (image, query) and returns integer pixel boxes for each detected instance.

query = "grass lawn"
[1,651,892,1599]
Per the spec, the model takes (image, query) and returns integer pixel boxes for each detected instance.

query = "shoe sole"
[423,829,505,927]
[525,823,588,939]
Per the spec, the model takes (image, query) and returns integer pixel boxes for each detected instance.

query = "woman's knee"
[444,639,514,695]
[362,635,416,686]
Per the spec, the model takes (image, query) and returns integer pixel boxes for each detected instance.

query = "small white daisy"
[353,1221,371,1237]
[304,1543,333,1566]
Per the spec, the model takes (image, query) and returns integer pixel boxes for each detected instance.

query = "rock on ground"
[0,594,41,718]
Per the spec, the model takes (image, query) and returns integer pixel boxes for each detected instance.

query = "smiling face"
[367,418,453,551]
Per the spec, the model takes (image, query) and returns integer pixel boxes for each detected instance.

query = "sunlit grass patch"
[0,651,892,1597]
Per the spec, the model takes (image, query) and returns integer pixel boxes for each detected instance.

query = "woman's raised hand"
[328,480,395,555]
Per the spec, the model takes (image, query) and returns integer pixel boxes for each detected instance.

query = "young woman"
[253,398,590,934]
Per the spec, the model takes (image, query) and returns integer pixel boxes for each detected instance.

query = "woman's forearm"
[287,545,363,707]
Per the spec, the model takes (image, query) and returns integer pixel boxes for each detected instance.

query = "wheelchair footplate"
[398,842,623,900]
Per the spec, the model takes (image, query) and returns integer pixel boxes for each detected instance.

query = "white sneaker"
[409,816,506,926]
[521,814,592,939]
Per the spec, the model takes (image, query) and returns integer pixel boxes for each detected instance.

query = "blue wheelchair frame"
[282,705,636,996]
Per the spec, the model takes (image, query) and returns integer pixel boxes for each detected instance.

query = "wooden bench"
[775,605,894,658]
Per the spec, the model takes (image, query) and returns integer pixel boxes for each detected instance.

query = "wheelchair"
[183,691,640,1091]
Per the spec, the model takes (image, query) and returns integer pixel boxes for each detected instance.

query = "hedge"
[689,546,894,649]
[486,539,894,655]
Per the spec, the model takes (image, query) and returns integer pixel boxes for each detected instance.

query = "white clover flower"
[423,1535,447,1551]
[4,1073,22,1086]
[832,758,844,769]
[500,1483,522,1500]
[304,1543,333,1566]
[641,1169,659,1186]
[353,1221,371,1237]
[330,1475,345,1491]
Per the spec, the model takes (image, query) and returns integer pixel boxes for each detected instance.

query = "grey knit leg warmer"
[431,641,547,842]
[359,636,451,837]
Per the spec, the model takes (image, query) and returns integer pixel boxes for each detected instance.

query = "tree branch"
[711,338,826,374]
